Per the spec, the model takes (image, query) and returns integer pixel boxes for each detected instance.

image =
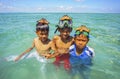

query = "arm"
[14,40,35,62]
[46,36,70,58]
[43,37,59,58]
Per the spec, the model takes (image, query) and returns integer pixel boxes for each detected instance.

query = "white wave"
[5,55,18,62]
[5,51,53,63]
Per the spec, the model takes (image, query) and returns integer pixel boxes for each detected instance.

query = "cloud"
[0,2,3,6]
[0,2,16,12]
[78,5,89,9]
[57,5,73,11]
[37,7,45,11]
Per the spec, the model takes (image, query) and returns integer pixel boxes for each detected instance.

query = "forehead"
[37,30,48,34]
[60,28,71,32]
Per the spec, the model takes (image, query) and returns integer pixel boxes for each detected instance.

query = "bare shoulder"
[34,37,39,41]
[68,36,74,42]
[47,38,51,43]
[69,36,73,40]
[52,35,60,42]
[53,35,60,40]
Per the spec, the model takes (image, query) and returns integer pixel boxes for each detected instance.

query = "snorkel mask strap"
[54,25,59,34]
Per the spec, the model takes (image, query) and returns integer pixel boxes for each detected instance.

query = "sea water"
[0,13,120,79]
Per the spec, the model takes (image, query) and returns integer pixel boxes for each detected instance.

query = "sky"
[0,0,120,13]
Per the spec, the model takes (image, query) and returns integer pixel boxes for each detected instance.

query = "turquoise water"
[0,13,120,79]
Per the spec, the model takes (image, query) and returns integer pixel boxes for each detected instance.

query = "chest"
[35,40,51,50]
[55,39,73,49]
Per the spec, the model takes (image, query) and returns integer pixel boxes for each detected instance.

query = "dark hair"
[58,26,72,32]
[36,27,49,32]
[36,22,49,32]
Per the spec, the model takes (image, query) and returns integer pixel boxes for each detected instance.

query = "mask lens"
[82,32,89,37]
[75,31,80,35]
[75,31,89,37]
[59,20,72,28]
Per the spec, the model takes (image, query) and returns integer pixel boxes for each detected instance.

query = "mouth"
[63,35,68,38]
[41,38,47,41]
[78,45,84,49]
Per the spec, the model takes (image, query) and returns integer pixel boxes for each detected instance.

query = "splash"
[5,51,53,63]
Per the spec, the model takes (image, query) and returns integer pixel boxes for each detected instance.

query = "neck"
[61,36,70,43]
[39,38,50,44]
[76,46,83,55]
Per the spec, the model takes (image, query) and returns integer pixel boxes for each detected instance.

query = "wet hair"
[36,22,49,32]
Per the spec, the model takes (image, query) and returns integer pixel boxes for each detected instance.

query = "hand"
[45,53,51,57]
[41,53,51,58]
[14,56,20,62]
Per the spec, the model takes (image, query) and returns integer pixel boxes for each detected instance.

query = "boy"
[48,15,74,71]
[14,18,53,61]
[69,25,95,79]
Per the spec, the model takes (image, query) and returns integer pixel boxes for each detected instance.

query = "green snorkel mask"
[75,30,89,38]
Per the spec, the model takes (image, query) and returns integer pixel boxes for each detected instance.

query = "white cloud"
[98,7,113,13]
[34,7,47,12]
[0,2,16,12]
[0,2,3,7]
[59,5,64,10]
[57,5,73,11]
[37,7,44,10]
[6,6,15,10]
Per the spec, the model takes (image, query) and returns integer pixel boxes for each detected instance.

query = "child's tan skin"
[46,28,74,58]
[75,34,89,55]
[14,30,53,61]
[45,15,73,58]
[74,25,90,55]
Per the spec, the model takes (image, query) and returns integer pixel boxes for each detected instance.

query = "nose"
[63,32,67,35]
[78,41,83,45]
[42,35,47,38]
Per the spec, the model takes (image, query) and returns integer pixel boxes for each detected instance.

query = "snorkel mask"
[74,25,90,38]
[54,19,73,33]
[75,30,89,36]
[58,20,73,28]
[54,16,73,34]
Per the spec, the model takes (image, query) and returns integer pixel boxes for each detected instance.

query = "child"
[69,25,95,79]
[14,18,53,61]
[48,15,74,71]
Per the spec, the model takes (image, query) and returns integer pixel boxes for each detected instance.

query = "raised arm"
[14,40,35,62]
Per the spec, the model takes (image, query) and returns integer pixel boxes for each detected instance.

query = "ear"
[87,38,89,43]
[36,31,39,35]
[74,37,76,40]
[36,31,38,34]
[58,28,61,32]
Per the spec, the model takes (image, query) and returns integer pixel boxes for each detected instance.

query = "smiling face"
[59,28,71,40]
[36,30,48,42]
[75,34,89,50]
